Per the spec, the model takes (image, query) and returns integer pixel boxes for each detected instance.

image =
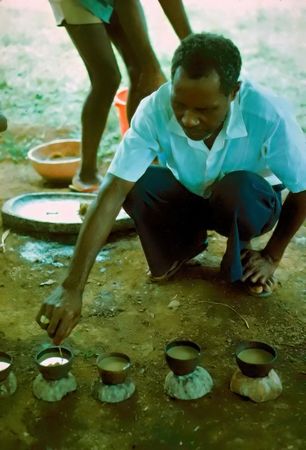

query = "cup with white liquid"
[0,352,12,382]
[97,352,131,385]
[235,341,277,378]
[165,340,201,376]
[35,346,73,381]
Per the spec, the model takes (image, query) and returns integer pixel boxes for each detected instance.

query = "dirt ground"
[0,159,305,450]
[0,0,306,449]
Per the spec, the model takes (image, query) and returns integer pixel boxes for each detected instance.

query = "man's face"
[171,67,237,141]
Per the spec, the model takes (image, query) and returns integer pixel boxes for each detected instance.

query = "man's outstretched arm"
[241,190,306,285]
[36,173,134,344]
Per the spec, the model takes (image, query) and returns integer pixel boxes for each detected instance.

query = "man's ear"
[229,81,241,101]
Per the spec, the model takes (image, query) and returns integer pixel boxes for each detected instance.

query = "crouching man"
[37,33,306,344]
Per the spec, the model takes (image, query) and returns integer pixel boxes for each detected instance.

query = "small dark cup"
[97,352,131,385]
[35,346,73,381]
[0,352,12,382]
[165,340,201,376]
[235,341,277,378]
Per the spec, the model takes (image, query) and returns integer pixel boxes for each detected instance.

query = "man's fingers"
[36,306,45,326]
[264,278,274,291]
[48,306,81,345]
[37,304,56,329]
[258,275,269,285]
[52,319,77,346]
[250,273,262,283]
[52,318,69,345]
[241,268,257,282]
[39,315,50,330]
[36,286,82,342]
[52,325,65,346]
[47,307,63,339]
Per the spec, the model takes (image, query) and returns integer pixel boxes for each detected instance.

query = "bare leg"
[65,23,121,191]
[106,0,166,121]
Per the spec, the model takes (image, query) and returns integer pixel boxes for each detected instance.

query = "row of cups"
[0,339,278,386]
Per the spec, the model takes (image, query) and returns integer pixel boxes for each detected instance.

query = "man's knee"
[91,65,121,98]
[212,170,273,207]
[124,166,190,220]
[210,171,279,238]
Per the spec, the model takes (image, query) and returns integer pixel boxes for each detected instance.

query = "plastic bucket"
[114,87,129,136]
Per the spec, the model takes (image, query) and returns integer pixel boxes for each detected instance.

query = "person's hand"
[36,285,82,345]
[240,249,279,286]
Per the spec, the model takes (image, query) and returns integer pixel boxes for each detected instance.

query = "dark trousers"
[123,166,282,282]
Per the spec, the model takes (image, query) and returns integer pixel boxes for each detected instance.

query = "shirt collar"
[225,90,248,139]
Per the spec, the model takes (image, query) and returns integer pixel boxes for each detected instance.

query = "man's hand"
[240,249,279,286]
[35,174,134,344]
[36,286,82,345]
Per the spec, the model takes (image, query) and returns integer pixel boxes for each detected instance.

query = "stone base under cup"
[230,368,282,402]
[32,372,77,402]
[164,366,213,400]
[92,379,135,403]
[0,371,17,397]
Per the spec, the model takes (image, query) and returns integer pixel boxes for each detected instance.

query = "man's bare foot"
[70,173,102,193]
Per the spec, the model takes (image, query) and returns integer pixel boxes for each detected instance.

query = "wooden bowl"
[0,352,12,382]
[28,139,81,183]
[165,340,201,376]
[35,346,73,381]
[235,341,277,378]
[97,352,131,385]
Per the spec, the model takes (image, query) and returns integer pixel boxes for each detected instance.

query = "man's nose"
[181,110,200,128]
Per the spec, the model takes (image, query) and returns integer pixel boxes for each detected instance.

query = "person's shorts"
[48,0,113,26]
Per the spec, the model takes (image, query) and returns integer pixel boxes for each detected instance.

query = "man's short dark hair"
[171,33,242,96]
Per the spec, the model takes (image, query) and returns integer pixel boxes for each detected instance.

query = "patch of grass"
[0,132,31,161]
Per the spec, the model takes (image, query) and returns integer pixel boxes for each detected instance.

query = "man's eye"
[197,107,217,113]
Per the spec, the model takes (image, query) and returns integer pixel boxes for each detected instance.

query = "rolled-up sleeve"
[107,95,161,182]
[265,113,306,193]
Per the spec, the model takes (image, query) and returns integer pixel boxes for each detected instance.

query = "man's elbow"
[96,174,135,212]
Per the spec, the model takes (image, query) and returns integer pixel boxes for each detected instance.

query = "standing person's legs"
[64,21,121,191]
[209,171,282,283]
[105,0,166,120]
[124,166,209,278]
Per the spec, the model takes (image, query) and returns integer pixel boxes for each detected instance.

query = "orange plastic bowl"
[114,87,129,136]
[28,139,81,183]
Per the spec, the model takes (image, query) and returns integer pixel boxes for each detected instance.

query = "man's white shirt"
[108,79,306,197]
